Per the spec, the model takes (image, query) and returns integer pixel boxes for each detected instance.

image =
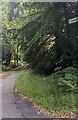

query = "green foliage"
[8,2,77,75]
[2,2,78,74]
[49,67,78,93]
[15,67,77,112]
[2,41,13,65]
[2,65,8,71]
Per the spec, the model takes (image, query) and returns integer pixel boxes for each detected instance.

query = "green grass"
[0,66,24,80]
[0,71,15,80]
[15,67,78,113]
[2,71,15,79]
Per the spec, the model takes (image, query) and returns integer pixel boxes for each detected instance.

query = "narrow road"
[2,72,23,118]
[2,72,50,119]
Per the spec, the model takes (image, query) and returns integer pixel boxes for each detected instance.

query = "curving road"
[2,72,23,118]
[1,72,50,119]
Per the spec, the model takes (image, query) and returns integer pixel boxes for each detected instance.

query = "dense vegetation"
[16,67,77,112]
[1,2,78,116]
[2,2,78,74]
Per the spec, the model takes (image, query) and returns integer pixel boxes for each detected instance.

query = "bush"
[15,67,77,112]
[2,64,12,71]
[2,65,8,71]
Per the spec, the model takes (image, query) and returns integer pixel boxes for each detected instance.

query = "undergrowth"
[15,67,78,113]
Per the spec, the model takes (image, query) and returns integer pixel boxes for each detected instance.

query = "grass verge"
[0,66,24,80]
[0,71,15,80]
[15,67,78,118]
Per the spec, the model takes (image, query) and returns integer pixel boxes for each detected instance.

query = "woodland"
[1,2,78,116]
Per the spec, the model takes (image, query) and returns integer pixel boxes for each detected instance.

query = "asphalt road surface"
[1,72,50,119]
[2,72,23,118]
